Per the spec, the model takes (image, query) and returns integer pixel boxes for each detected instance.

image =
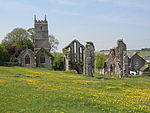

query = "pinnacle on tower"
[34,15,37,22]
[44,15,47,22]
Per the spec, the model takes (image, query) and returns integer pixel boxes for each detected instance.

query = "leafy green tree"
[49,35,59,53]
[1,28,34,61]
[27,28,35,42]
[95,53,106,69]
[144,64,150,72]
[52,53,64,70]
[0,44,9,62]
[1,27,59,62]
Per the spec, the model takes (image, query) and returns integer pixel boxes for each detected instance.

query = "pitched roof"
[126,51,137,58]
[18,49,34,58]
[140,63,148,71]
[36,48,52,57]
[63,39,84,49]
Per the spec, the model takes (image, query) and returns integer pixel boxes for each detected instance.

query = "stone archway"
[63,40,95,76]
[63,40,84,73]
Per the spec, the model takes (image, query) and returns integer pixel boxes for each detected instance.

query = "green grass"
[0,66,150,113]
[138,51,150,60]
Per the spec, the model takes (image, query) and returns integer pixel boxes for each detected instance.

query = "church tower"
[34,15,49,52]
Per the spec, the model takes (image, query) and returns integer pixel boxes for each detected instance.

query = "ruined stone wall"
[117,40,127,76]
[123,53,130,77]
[83,42,95,77]
[63,40,95,75]
[105,48,117,76]
[63,40,84,73]
[105,40,127,77]
[64,53,70,71]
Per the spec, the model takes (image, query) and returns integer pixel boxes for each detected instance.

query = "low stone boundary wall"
[142,72,150,76]
[0,61,20,67]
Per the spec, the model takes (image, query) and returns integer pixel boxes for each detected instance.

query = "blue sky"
[0,0,150,52]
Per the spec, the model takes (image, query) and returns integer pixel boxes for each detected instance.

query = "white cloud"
[0,0,41,13]
[50,9,80,17]
[96,0,150,10]
[94,14,150,27]
[51,0,76,5]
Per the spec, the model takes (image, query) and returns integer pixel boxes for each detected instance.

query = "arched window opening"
[80,47,83,62]
[25,55,30,64]
[40,54,45,63]
[110,64,113,73]
[74,42,77,62]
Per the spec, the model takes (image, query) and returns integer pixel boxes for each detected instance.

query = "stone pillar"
[70,43,75,68]
[65,53,70,71]
[123,53,129,77]
[83,42,95,77]
[76,43,80,63]
[117,40,127,77]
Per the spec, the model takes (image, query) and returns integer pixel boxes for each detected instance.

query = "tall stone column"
[123,53,129,77]
[65,52,70,71]
[83,42,95,77]
[76,42,80,63]
[117,40,127,77]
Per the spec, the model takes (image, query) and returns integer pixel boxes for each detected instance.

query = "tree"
[0,44,9,62]
[49,35,59,53]
[1,27,59,62]
[52,53,64,70]
[27,28,35,43]
[95,53,106,69]
[1,28,34,62]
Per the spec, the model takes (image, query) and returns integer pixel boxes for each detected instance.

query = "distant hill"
[99,50,139,55]
[138,51,150,60]
[141,48,150,51]
[98,50,150,60]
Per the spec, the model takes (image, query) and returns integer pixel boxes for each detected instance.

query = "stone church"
[104,40,146,77]
[18,16,52,69]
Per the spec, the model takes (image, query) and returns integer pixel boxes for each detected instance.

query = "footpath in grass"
[0,66,150,113]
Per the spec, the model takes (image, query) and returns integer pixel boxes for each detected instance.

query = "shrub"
[0,44,9,62]
[95,53,106,69]
[52,53,64,70]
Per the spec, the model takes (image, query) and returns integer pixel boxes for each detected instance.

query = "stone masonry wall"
[83,42,95,77]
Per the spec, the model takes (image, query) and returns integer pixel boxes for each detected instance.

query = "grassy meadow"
[138,51,150,60]
[0,66,150,113]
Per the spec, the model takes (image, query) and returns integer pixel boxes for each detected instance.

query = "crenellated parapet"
[34,15,48,24]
